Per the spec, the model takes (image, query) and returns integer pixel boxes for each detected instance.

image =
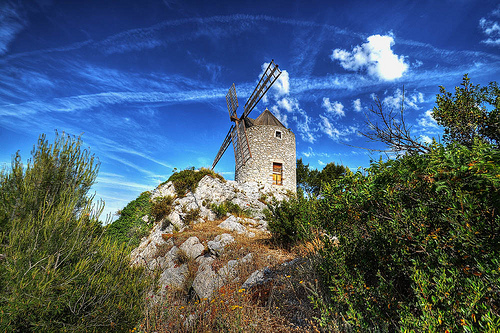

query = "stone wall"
[235,125,296,192]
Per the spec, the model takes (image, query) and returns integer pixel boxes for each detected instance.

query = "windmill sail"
[242,60,282,119]
[212,60,281,171]
[231,121,251,171]
[212,125,234,169]
[226,83,238,120]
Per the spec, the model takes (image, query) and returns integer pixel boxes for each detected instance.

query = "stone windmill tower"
[212,61,296,192]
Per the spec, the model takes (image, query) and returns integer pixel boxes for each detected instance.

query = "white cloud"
[301,146,330,158]
[318,160,326,166]
[260,62,290,99]
[420,135,433,144]
[479,6,500,46]
[319,115,357,141]
[353,98,362,112]
[417,109,439,129]
[413,60,423,68]
[331,34,409,81]
[0,2,27,55]
[382,89,423,110]
[493,5,500,17]
[295,111,316,143]
[270,105,289,127]
[480,17,500,46]
[322,98,345,117]
[277,97,298,112]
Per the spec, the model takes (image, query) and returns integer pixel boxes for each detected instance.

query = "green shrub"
[151,195,174,222]
[106,191,153,248]
[315,141,500,331]
[186,208,201,224]
[210,200,251,219]
[267,190,317,247]
[211,202,228,219]
[166,167,224,197]
[0,132,149,332]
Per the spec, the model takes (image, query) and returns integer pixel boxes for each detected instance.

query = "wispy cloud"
[381,88,424,110]
[96,176,152,191]
[353,98,362,112]
[0,89,226,117]
[322,98,345,117]
[480,17,500,46]
[319,114,357,141]
[2,14,357,61]
[0,2,27,55]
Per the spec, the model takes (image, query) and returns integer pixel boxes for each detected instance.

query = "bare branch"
[361,90,431,155]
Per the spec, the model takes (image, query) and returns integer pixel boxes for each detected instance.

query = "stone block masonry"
[235,124,296,192]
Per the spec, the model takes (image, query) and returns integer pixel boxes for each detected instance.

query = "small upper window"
[275,130,282,139]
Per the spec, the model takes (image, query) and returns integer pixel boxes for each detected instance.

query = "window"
[275,130,282,139]
[272,162,283,185]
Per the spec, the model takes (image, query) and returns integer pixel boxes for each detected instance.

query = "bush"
[211,200,251,219]
[183,207,200,224]
[315,141,500,331]
[0,133,149,332]
[151,195,174,222]
[267,190,317,247]
[106,191,153,248]
[166,167,224,197]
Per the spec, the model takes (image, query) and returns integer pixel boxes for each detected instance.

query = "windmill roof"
[245,108,286,128]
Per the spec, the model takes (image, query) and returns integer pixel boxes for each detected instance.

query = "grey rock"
[130,223,169,267]
[241,267,273,291]
[179,236,204,260]
[218,216,247,234]
[158,263,188,291]
[192,257,222,299]
[207,233,234,256]
[151,181,176,200]
[192,253,253,300]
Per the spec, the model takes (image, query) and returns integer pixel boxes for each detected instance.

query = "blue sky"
[1,0,499,221]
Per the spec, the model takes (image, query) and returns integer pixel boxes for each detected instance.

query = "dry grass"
[135,216,326,332]
[140,275,321,333]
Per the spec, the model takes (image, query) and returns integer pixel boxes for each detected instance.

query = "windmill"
[211,60,282,172]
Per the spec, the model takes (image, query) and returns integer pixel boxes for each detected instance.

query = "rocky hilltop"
[128,174,319,331]
[130,175,292,298]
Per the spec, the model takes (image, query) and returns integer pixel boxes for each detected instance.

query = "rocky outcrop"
[207,233,234,256]
[130,174,294,301]
[150,175,291,230]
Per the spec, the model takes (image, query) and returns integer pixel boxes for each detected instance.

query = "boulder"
[151,181,176,200]
[241,267,273,291]
[158,264,188,291]
[207,233,234,256]
[179,236,204,260]
[192,256,221,299]
[218,216,247,234]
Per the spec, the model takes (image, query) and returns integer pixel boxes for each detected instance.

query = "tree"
[362,91,431,155]
[296,159,348,195]
[433,74,500,147]
[0,132,148,332]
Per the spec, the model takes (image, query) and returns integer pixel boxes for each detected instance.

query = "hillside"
[111,171,323,332]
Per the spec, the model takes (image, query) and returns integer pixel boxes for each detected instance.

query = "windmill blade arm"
[242,60,282,119]
[226,83,239,120]
[212,125,234,169]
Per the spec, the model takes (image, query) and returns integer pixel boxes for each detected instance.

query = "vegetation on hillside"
[166,167,225,197]
[296,159,348,196]
[266,75,500,331]
[0,132,148,332]
[105,191,153,248]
